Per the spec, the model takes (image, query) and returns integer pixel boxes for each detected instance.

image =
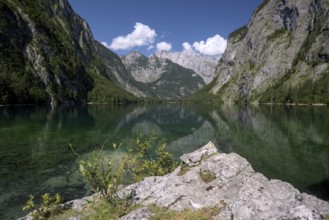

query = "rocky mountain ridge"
[122,51,167,83]
[122,51,205,99]
[156,50,218,84]
[93,43,146,98]
[0,0,143,105]
[199,0,329,104]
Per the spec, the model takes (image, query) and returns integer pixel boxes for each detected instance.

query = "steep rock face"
[209,0,329,104]
[122,51,167,83]
[93,43,146,97]
[122,51,205,99]
[0,0,137,105]
[156,50,218,84]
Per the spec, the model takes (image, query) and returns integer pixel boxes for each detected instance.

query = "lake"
[0,104,328,219]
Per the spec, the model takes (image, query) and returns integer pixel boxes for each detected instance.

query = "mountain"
[122,51,205,99]
[0,0,138,105]
[122,51,167,83]
[155,51,218,84]
[93,42,146,98]
[192,0,329,104]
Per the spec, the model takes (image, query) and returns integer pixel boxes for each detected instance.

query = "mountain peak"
[155,51,218,84]
[121,51,205,98]
[124,50,146,59]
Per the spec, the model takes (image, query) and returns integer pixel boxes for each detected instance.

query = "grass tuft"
[178,163,191,176]
[148,205,221,220]
[199,171,216,183]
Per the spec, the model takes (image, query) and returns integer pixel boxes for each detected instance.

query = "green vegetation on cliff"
[87,75,136,103]
[0,0,137,105]
[0,2,48,104]
[184,76,219,103]
[228,25,248,43]
[200,0,329,105]
[259,69,329,104]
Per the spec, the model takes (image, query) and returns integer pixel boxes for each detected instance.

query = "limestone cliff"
[155,50,218,84]
[207,0,329,104]
[122,51,205,99]
[0,0,138,105]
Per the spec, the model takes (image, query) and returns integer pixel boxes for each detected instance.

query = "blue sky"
[68,0,263,56]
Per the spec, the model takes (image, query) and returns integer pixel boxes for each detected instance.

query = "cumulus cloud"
[101,41,111,49]
[109,23,157,50]
[156,41,172,51]
[192,35,227,56]
[182,42,194,53]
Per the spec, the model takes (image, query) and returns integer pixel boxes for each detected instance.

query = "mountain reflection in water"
[0,104,328,219]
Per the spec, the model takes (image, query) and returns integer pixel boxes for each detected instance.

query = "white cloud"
[192,35,227,56]
[147,45,155,51]
[182,42,194,53]
[101,41,111,49]
[110,23,157,50]
[156,41,172,51]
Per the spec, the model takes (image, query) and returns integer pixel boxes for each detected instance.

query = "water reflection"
[215,105,329,199]
[0,104,328,219]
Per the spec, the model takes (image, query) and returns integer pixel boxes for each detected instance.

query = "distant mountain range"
[1,0,328,105]
[155,51,218,84]
[0,0,212,104]
[122,51,205,99]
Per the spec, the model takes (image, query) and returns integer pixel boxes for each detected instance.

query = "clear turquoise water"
[0,104,328,219]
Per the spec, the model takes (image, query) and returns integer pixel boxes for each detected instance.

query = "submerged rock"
[123,142,329,220]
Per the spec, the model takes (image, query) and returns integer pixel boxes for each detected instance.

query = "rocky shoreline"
[19,142,329,220]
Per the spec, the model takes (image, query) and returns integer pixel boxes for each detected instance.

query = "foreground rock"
[123,142,329,220]
[18,142,329,220]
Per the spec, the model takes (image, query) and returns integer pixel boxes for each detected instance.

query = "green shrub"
[70,132,177,204]
[49,133,179,220]
[70,143,131,206]
[124,132,178,182]
[23,193,63,220]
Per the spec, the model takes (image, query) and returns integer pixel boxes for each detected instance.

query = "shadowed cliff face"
[208,0,329,104]
[0,0,137,105]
